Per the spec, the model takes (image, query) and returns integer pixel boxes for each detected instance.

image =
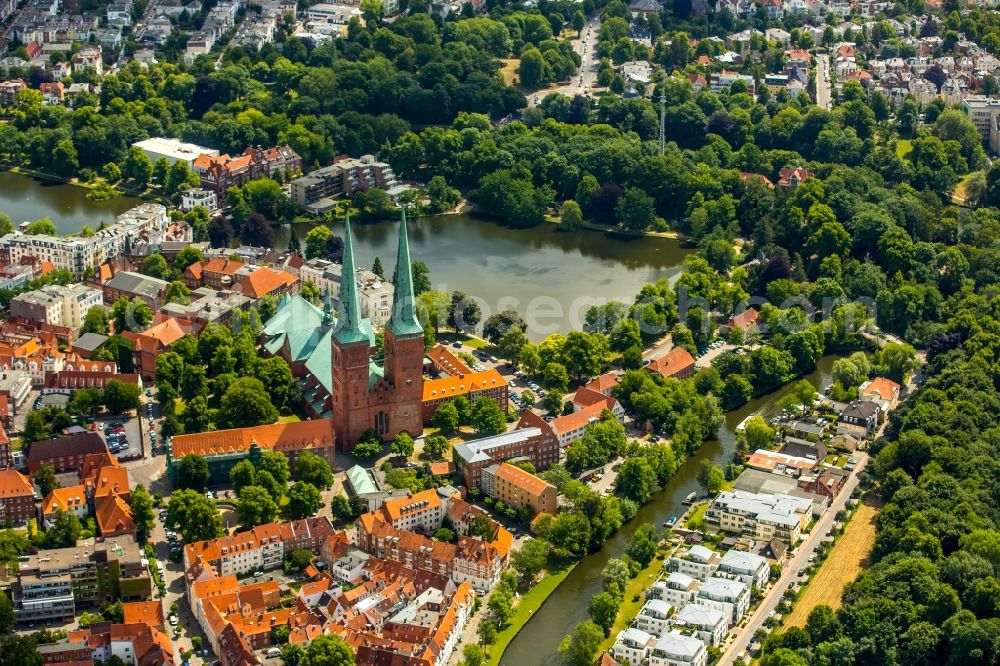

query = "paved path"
[717,452,868,665]
[815,54,832,110]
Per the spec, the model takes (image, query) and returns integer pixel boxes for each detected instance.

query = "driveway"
[815,53,831,110]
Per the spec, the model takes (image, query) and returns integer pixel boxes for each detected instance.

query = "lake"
[0,171,144,234]
[276,215,689,339]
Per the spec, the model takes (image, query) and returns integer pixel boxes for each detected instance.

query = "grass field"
[895,139,913,160]
[500,58,520,86]
[784,499,880,626]
[598,554,667,652]
[487,563,578,666]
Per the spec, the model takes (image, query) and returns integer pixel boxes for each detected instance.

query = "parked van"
[266,648,281,658]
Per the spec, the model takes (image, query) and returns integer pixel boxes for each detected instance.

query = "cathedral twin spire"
[332,209,424,344]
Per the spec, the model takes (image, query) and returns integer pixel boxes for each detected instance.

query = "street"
[815,54,831,111]
[717,451,869,665]
[528,15,601,105]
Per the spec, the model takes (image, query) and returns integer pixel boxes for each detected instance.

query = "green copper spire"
[332,216,368,344]
[387,208,425,337]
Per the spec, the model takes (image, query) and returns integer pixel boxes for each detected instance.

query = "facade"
[860,376,901,411]
[290,155,398,212]
[0,469,35,523]
[480,462,557,517]
[298,258,396,327]
[167,420,335,485]
[132,137,219,167]
[635,598,672,636]
[13,535,151,623]
[963,95,1000,151]
[330,216,425,451]
[192,145,301,194]
[837,400,880,437]
[10,283,102,330]
[707,490,813,544]
[180,187,219,212]
[611,627,654,666]
[422,368,509,422]
[650,572,700,609]
[0,204,172,277]
[0,370,32,417]
[668,545,721,581]
[452,421,560,489]
[551,400,625,448]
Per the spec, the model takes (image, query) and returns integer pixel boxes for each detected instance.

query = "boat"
[683,492,696,505]
[665,516,678,527]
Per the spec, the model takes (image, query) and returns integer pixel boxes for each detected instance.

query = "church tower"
[381,209,425,437]
[330,217,372,451]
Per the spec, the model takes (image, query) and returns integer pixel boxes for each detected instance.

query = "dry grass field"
[785,498,880,627]
[499,59,520,86]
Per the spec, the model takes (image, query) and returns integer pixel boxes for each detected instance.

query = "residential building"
[183,517,335,578]
[674,603,726,647]
[963,95,1000,151]
[13,535,151,622]
[298,258,396,327]
[480,462,557,517]
[355,491,512,591]
[38,622,172,664]
[801,468,848,501]
[0,469,34,523]
[180,187,219,212]
[778,166,815,188]
[184,257,246,289]
[234,266,299,300]
[668,545,721,581]
[647,348,696,381]
[860,376,901,411]
[27,432,108,473]
[635,598,673,636]
[41,484,90,526]
[837,400,881,437]
[746,449,818,475]
[586,371,620,396]
[422,368,509,422]
[647,632,709,666]
[39,81,63,105]
[167,420,335,485]
[0,426,11,469]
[611,627,654,666]
[452,420,560,488]
[194,145,301,194]
[717,550,770,589]
[10,283,102,331]
[650,572,700,608]
[0,79,27,105]
[695,576,750,625]
[132,137,219,167]
[102,271,169,311]
[0,370,32,417]
[290,155,398,213]
[707,490,813,543]
[550,403,623,449]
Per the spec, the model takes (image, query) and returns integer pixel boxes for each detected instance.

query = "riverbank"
[2,163,162,202]
[597,550,671,653]
[485,562,578,666]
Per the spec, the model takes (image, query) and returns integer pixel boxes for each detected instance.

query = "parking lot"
[97,415,143,458]
[447,342,545,411]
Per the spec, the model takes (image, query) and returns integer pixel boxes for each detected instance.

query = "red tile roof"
[647,347,695,379]
[169,420,334,458]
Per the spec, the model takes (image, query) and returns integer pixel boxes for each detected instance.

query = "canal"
[500,355,843,665]
[0,171,144,235]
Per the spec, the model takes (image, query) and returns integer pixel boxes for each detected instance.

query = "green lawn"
[684,503,708,529]
[598,553,666,652]
[486,563,578,666]
[278,415,302,423]
[895,139,913,160]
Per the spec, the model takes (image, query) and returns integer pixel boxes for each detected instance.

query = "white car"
[169,614,178,626]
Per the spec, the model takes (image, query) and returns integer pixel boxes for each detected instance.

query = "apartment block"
[707,490,813,543]
[481,462,557,517]
[674,603,727,647]
[452,419,559,489]
[695,576,750,625]
[668,545,721,581]
[10,283,102,330]
[13,535,151,623]
[290,154,398,213]
[647,632,709,666]
[0,469,35,523]
[717,550,770,589]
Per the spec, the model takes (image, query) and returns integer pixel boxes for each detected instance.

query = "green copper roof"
[263,294,323,337]
[387,209,425,338]
[305,328,334,394]
[333,217,369,345]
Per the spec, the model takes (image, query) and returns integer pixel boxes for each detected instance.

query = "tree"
[391,432,414,458]
[165,490,223,542]
[508,539,547,586]
[287,481,321,519]
[35,462,59,497]
[174,246,205,273]
[111,296,153,333]
[461,644,485,666]
[449,291,482,332]
[44,509,82,548]
[0,587,13,635]
[141,254,172,280]
[294,451,333,489]
[175,454,211,491]
[237,485,279,526]
[258,450,291,486]
[626,523,658,566]
[614,457,659,504]
[24,218,56,235]
[230,459,257,493]
[697,460,725,493]
[483,310,527,343]
[330,495,353,523]
[241,212,274,247]
[543,362,570,394]
[353,429,384,459]
[431,401,460,434]
[423,434,449,460]
[488,585,514,626]
[588,591,620,636]
[560,200,583,230]
[1,635,42,666]
[558,621,603,666]
[131,484,155,540]
[471,397,505,435]
[81,306,109,334]
[208,218,234,248]
[122,146,153,185]
[51,139,79,177]
[217,377,279,428]
[301,634,356,666]
[165,280,191,305]
[616,187,657,230]
[104,379,140,414]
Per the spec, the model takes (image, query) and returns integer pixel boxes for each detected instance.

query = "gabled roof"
[0,469,33,498]
[95,493,136,537]
[42,484,87,515]
[422,368,507,402]
[236,266,298,299]
[647,348,695,379]
[585,372,620,394]
[169,419,334,458]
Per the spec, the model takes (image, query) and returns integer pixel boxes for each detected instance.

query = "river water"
[500,355,841,665]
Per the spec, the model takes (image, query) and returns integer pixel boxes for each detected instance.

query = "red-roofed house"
[778,167,814,188]
[0,469,34,523]
[647,347,696,380]
[234,266,299,300]
[860,377,901,411]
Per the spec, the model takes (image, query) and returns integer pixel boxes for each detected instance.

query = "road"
[528,15,601,105]
[717,451,869,665]
[815,54,831,110]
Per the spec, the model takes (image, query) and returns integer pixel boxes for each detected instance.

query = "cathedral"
[261,213,426,452]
